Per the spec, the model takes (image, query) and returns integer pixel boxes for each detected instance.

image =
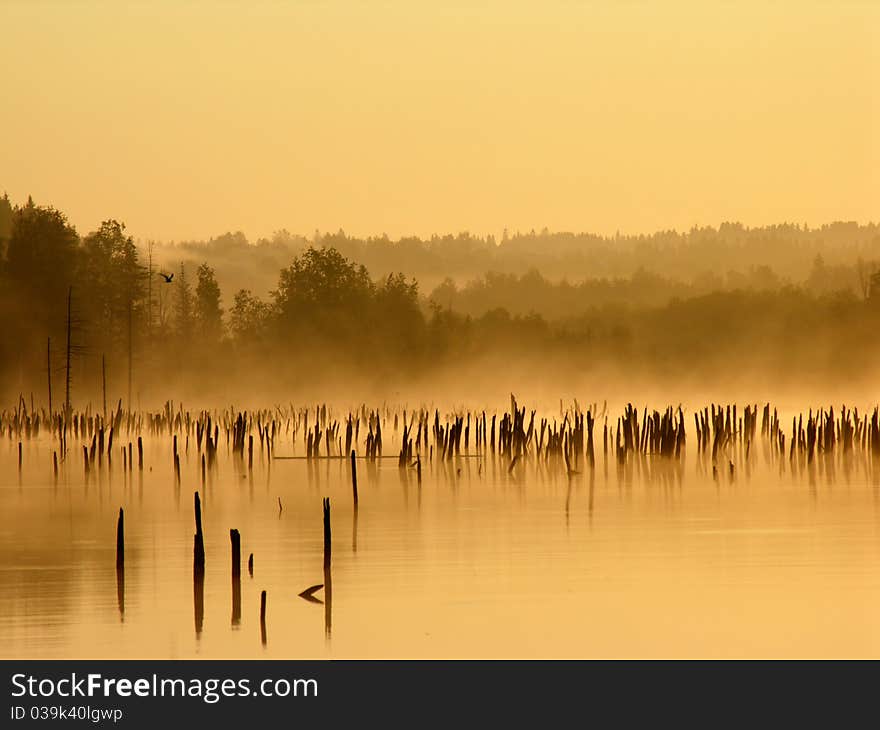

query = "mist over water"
[2,394,879,659]
[1,197,879,403]
[1,0,878,665]
[2,192,880,657]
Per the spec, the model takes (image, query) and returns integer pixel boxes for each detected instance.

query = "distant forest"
[148,219,880,311]
[1,193,879,405]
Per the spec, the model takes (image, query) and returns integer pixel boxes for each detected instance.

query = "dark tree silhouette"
[79,220,146,354]
[1,193,879,403]
[229,289,271,344]
[0,194,13,255]
[174,262,194,340]
[6,198,79,318]
[272,246,374,345]
[195,263,224,343]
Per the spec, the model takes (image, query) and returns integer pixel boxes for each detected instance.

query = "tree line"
[148,221,880,305]
[1,193,879,405]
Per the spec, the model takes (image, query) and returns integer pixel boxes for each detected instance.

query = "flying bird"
[158,272,174,283]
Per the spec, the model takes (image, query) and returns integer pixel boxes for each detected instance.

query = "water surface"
[2,416,879,659]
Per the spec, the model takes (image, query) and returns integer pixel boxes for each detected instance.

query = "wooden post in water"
[230,529,241,577]
[350,450,358,506]
[194,492,205,573]
[351,449,360,551]
[247,553,253,577]
[47,337,52,420]
[116,508,124,569]
[323,497,331,569]
[323,497,332,638]
[116,507,125,619]
[137,436,143,470]
[127,300,132,413]
[231,528,241,626]
[64,286,71,421]
[260,590,267,646]
[193,492,205,637]
[102,354,107,422]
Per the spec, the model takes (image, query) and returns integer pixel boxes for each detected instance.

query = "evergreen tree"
[80,220,146,352]
[174,262,194,340]
[195,263,224,342]
[5,197,79,316]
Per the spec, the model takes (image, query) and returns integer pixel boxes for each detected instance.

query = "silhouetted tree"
[429,277,457,310]
[5,198,78,318]
[869,272,880,304]
[80,220,146,352]
[374,272,424,355]
[174,262,194,340]
[195,263,224,343]
[273,247,373,344]
[229,289,271,344]
[0,193,13,258]
[856,258,880,302]
[3,191,880,400]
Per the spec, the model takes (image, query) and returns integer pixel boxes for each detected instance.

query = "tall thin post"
[194,492,205,574]
[323,497,332,639]
[102,354,107,421]
[230,529,241,578]
[116,507,125,620]
[147,241,154,338]
[193,492,205,638]
[260,590,267,646]
[127,299,132,413]
[116,508,124,569]
[351,450,359,553]
[47,337,52,419]
[350,450,358,506]
[65,286,72,420]
[231,529,241,626]
[323,497,331,569]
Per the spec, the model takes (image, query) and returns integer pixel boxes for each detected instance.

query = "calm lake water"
[2,408,880,659]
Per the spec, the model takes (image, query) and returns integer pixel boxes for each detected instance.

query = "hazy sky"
[1,1,877,241]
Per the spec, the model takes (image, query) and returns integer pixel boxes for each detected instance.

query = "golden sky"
[1,1,877,241]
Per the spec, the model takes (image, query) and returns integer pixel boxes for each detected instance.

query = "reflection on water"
[1,401,879,659]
